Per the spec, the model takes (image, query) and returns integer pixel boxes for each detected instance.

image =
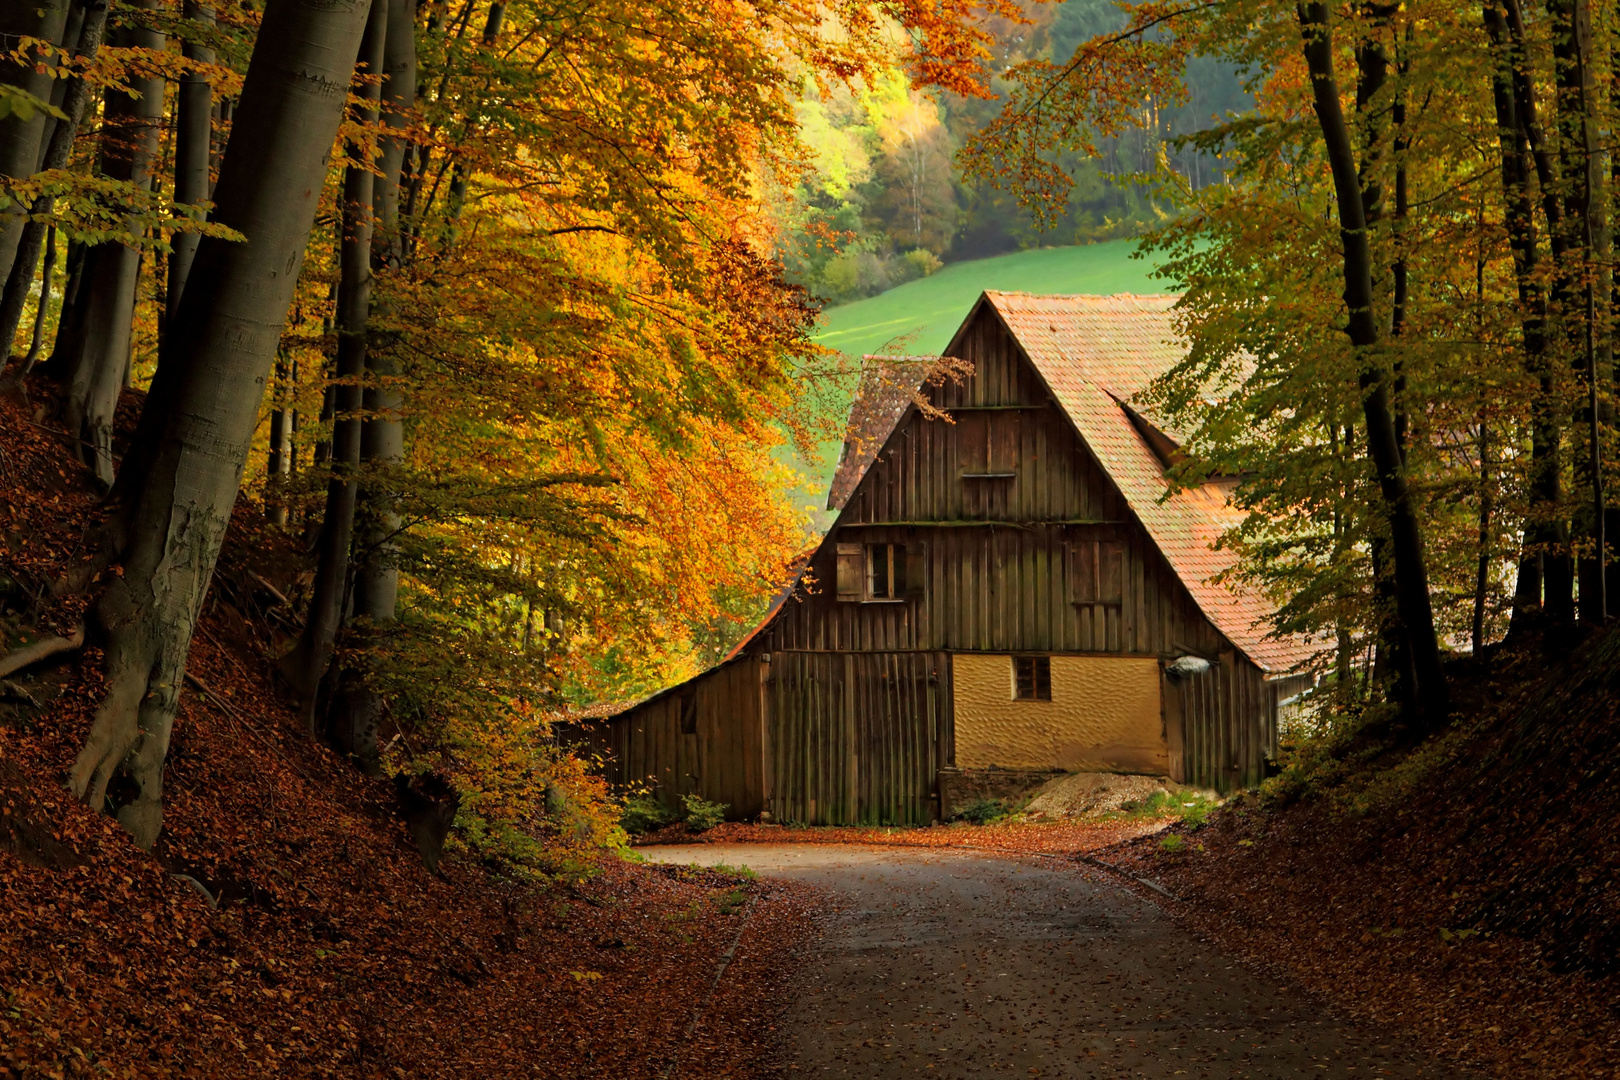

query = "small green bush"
[955,797,1007,825]
[1120,789,1220,828]
[1158,833,1186,853]
[681,793,728,833]
[619,795,677,836]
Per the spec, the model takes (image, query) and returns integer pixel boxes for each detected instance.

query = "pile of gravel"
[1021,772,1177,818]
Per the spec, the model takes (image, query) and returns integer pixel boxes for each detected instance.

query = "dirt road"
[642,843,1463,1079]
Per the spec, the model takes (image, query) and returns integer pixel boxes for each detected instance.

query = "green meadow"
[812,240,1170,361]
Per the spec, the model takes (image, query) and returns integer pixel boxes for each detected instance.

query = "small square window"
[1013,656,1051,700]
[866,543,904,599]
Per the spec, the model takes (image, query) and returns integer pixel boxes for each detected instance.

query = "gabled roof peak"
[827,290,1312,674]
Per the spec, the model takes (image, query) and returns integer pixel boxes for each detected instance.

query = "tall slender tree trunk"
[335,0,417,769]
[1549,0,1610,622]
[267,349,294,526]
[0,0,108,388]
[1297,0,1449,725]
[1474,422,1495,651]
[69,0,376,850]
[54,0,165,487]
[33,0,86,171]
[0,0,73,293]
[1484,0,1558,630]
[15,225,57,380]
[280,0,386,730]
[1500,0,1576,622]
[168,0,215,322]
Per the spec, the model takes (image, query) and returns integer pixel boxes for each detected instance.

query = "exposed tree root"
[0,624,85,679]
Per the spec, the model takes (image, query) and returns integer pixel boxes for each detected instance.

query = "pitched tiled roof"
[828,357,941,511]
[951,292,1315,674]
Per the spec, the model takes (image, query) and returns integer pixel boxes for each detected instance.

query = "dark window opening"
[867,543,905,599]
[1013,656,1051,700]
[678,690,697,734]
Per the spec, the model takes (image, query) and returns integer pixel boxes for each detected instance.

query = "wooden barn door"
[766,651,853,825]
[1167,653,1273,792]
[854,652,948,826]
[767,650,951,825]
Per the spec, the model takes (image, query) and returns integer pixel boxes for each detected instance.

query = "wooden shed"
[590,293,1315,824]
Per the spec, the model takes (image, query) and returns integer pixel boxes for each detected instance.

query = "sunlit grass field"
[812,240,1171,361]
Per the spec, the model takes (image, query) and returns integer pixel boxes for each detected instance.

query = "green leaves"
[0,83,66,123]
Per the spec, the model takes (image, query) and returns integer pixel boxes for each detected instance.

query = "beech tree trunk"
[0,0,73,293]
[167,0,215,322]
[33,0,86,171]
[1499,0,1575,621]
[375,0,416,263]
[267,350,294,526]
[280,0,386,731]
[54,0,165,488]
[1298,0,1450,725]
[0,0,107,387]
[1483,1,1560,630]
[68,0,376,850]
[1549,0,1610,622]
[335,0,417,769]
[18,225,55,376]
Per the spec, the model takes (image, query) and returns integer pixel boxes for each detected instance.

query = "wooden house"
[589,293,1315,825]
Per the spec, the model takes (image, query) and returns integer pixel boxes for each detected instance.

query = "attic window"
[1070,539,1124,605]
[1013,656,1051,700]
[836,541,925,602]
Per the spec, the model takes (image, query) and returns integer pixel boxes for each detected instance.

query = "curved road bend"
[642,844,1466,1079]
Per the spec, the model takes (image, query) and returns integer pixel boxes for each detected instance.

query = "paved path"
[642,844,1464,1079]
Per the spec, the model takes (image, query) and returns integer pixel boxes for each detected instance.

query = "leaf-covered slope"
[1106,636,1620,1080]
[0,388,809,1079]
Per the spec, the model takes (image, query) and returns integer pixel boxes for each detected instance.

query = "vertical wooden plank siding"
[763,650,949,825]
[1167,658,1280,791]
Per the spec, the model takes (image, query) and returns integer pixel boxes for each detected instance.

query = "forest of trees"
[5,0,1619,863]
[777,0,1249,303]
[967,0,1620,728]
[0,0,1016,862]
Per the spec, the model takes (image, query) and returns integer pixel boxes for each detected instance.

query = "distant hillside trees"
[775,0,1249,303]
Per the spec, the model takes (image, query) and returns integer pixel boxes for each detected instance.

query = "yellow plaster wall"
[952,654,1167,774]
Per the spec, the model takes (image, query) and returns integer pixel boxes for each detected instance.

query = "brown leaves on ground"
[1104,797,1620,1079]
[0,390,815,1079]
[637,818,1167,856]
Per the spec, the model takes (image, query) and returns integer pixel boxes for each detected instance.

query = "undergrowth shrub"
[1121,790,1219,828]
[954,797,1007,825]
[620,795,678,836]
[681,793,728,832]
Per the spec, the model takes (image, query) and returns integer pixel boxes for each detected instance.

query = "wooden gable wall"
[762,307,1229,662]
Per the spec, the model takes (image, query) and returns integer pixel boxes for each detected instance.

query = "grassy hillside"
[813,240,1170,361]
[792,240,1170,514]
